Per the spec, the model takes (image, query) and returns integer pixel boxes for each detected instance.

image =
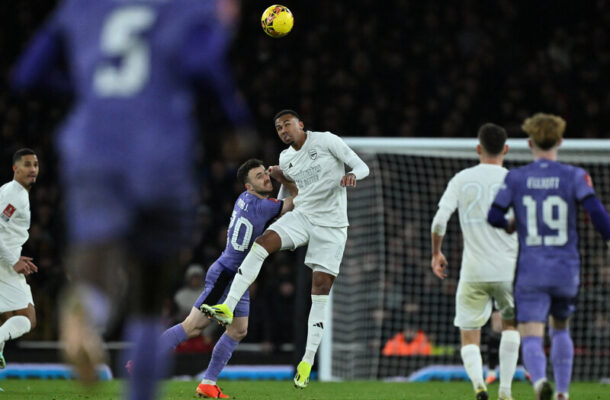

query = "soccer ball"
[261,5,294,38]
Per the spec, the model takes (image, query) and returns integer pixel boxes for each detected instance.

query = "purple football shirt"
[216,191,283,271]
[493,159,595,289]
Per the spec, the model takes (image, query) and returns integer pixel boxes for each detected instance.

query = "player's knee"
[254,231,281,253]
[228,327,247,341]
[311,272,334,295]
[550,316,569,330]
[28,315,36,330]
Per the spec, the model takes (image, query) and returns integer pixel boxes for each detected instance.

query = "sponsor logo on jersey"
[1,204,16,222]
[309,149,318,160]
[288,163,293,168]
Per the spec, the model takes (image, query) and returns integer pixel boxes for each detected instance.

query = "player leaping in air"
[488,113,610,400]
[202,109,369,389]
[431,123,520,400]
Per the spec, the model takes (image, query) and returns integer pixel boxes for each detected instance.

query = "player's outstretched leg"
[0,347,5,369]
[200,304,234,326]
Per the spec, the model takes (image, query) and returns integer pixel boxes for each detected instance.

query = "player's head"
[237,158,273,196]
[477,123,508,157]
[274,109,305,146]
[522,113,566,151]
[12,148,39,189]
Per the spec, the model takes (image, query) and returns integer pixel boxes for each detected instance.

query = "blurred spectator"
[173,264,205,322]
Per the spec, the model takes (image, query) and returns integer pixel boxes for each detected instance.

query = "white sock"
[461,344,485,390]
[499,330,520,397]
[224,243,268,311]
[302,294,329,365]
[200,378,216,385]
[0,315,32,346]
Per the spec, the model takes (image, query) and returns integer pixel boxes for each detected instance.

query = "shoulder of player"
[2,181,27,201]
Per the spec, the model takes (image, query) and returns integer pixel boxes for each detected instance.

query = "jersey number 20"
[523,195,568,246]
[228,211,254,252]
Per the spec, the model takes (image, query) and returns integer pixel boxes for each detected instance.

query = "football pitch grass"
[0,380,608,399]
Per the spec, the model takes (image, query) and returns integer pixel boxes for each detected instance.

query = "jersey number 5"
[523,195,568,246]
[94,6,156,97]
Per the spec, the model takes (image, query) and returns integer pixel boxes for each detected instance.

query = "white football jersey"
[435,164,517,282]
[279,131,367,227]
[0,180,31,278]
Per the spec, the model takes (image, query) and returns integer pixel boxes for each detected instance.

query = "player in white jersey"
[0,149,39,369]
[202,109,369,389]
[430,124,520,400]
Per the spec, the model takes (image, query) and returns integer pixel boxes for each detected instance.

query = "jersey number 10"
[523,195,568,246]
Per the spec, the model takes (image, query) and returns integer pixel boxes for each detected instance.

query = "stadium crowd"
[1,0,609,357]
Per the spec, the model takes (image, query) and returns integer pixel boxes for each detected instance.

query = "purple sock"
[521,336,546,385]
[550,329,573,393]
[203,333,239,382]
[122,318,165,400]
[160,324,188,354]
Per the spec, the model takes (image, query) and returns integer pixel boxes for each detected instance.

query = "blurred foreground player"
[13,0,249,398]
[431,124,519,400]
[0,149,39,369]
[151,159,295,398]
[202,110,369,389]
[488,113,610,400]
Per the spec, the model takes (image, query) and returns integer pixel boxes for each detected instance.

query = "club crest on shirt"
[1,204,16,222]
[309,149,318,160]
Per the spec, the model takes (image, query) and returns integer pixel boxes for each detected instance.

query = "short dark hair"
[13,148,36,165]
[477,123,507,155]
[237,158,264,185]
[273,109,301,123]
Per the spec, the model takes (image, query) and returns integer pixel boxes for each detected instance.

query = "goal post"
[319,137,610,381]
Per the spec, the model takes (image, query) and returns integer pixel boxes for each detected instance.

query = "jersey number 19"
[523,195,568,246]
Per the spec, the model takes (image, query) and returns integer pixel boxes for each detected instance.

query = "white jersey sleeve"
[326,134,370,180]
[431,176,459,236]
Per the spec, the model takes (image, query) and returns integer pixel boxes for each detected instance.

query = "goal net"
[321,138,610,381]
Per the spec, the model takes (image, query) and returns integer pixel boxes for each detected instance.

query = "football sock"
[521,336,546,385]
[224,243,268,311]
[302,295,329,365]
[123,318,165,400]
[498,330,520,396]
[461,344,485,390]
[159,323,188,354]
[550,328,573,394]
[203,333,239,383]
[0,315,31,345]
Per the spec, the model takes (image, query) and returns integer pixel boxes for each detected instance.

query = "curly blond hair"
[522,113,566,150]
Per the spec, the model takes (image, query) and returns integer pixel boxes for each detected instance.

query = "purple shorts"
[193,262,250,318]
[514,283,577,323]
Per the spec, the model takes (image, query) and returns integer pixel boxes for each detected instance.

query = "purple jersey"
[493,159,595,288]
[216,192,283,271]
[14,0,249,202]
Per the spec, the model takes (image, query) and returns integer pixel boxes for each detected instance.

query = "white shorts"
[0,274,34,313]
[268,209,347,276]
[454,280,514,329]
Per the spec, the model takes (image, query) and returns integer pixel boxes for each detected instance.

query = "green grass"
[0,380,608,400]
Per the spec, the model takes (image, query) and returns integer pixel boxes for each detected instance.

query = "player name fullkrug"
[527,176,560,189]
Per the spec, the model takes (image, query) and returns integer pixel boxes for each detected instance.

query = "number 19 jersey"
[492,159,595,288]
